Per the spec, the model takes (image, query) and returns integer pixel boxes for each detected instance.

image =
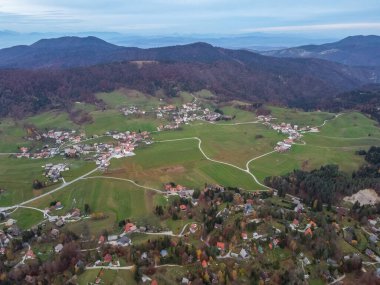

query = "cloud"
[241,23,380,33]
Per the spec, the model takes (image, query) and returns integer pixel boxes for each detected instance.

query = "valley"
[1,89,379,284]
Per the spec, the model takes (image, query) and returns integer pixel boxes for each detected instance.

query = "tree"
[155,206,164,216]
[32,179,43,190]
[84,204,91,214]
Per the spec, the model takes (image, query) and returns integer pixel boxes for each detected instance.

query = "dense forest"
[264,147,380,208]
[0,37,379,118]
[320,84,380,122]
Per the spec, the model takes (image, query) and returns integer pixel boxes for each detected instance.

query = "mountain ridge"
[261,35,380,67]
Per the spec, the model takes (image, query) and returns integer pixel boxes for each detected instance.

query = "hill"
[0,36,379,117]
[262,35,380,67]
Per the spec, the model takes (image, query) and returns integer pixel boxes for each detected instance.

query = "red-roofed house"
[216,242,225,251]
[202,260,208,268]
[104,254,112,263]
[180,205,187,211]
[125,223,137,233]
[305,227,313,237]
[98,235,105,244]
[26,250,36,259]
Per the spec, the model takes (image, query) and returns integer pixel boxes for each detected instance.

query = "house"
[253,232,263,240]
[160,249,168,258]
[55,243,63,253]
[202,260,208,268]
[244,204,254,215]
[141,252,148,260]
[25,275,36,284]
[50,228,60,238]
[240,248,249,259]
[55,219,64,227]
[304,227,313,237]
[104,253,112,263]
[117,236,131,246]
[5,219,16,227]
[98,235,105,244]
[108,235,118,241]
[124,223,137,233]
[216,242,225,251]
[190,223,198,234]
[25,249,36,259]
[180,205,187,211]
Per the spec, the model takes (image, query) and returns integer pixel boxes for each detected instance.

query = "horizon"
[0,0,379,49]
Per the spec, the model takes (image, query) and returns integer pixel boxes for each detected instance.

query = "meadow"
[105,138,263,191]
[2,89,380,232]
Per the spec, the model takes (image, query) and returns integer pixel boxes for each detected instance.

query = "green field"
[250,112,380,180]
[1,90,380,234]
[78,269,137,285]
[0,119,31,152]
[105,139,262,191]
[96,89,162,109]
[0,156,94,206]
[29,178,152,222]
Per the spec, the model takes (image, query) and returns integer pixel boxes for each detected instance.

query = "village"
[1,174,380,284]
[2,101,379,284]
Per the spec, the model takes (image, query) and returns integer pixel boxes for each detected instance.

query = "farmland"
[0,90,379,230]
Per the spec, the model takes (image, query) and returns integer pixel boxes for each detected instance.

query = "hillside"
[0,37,380,117]
[262,35,380,67]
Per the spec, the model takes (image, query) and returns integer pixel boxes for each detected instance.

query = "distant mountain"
[0,30,336,49]
[0,36,379,118]
[261,35,380,67]
[0,36,252,69]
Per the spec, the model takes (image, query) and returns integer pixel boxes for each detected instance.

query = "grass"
[28,178,154,225]
[96,89,162,109]
[269,106,334,128]
[250,112,380,181]
[9,207,44,229]
[24,111,78,130]
[0,156,95,206]
[83,109,161,135]
[0,119,33,153]
[28,178,150,219]
[250,144,365,181]
[78,269,137,285]
[105,139,263,191]
[152,122,284,169]
[0,156,60,206]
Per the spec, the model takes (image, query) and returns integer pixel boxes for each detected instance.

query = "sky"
[0,0,380,37]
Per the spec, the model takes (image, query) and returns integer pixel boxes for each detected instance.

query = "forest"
[264,147,380,208]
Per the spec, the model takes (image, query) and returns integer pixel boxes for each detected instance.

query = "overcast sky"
[0,0,379,36]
